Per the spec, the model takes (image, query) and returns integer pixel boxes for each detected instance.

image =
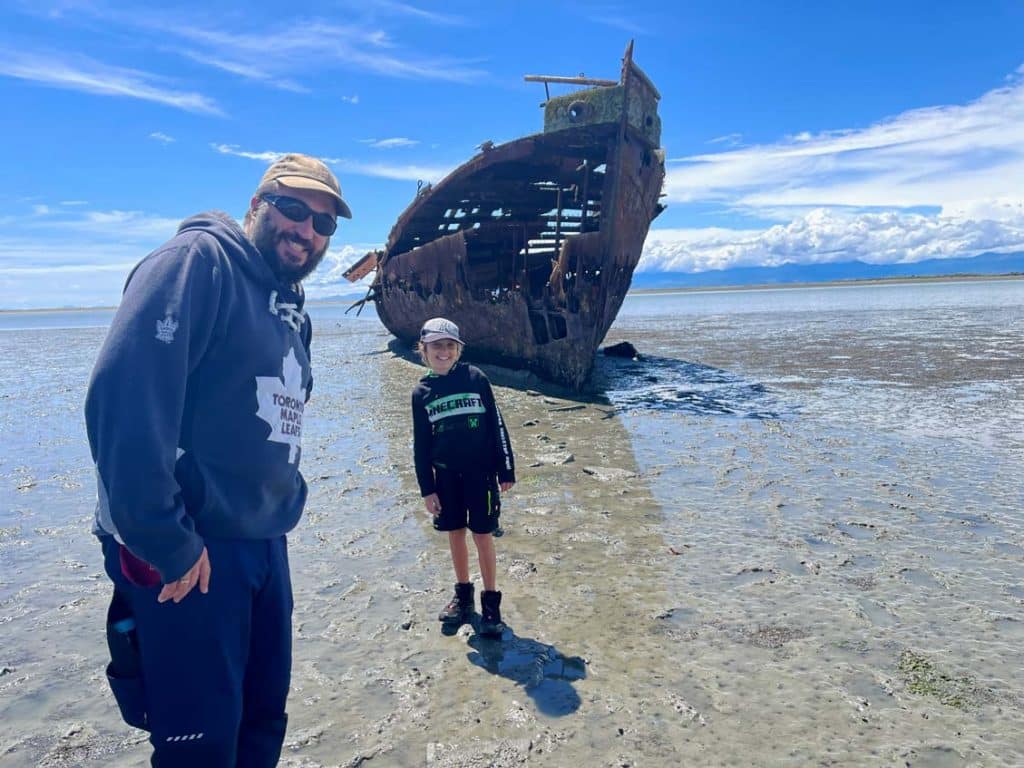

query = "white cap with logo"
[420,317,463,345]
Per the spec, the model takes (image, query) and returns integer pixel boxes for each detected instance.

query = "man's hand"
[500,481,514,492]
[423,493,442,517]
[157,547,211,604]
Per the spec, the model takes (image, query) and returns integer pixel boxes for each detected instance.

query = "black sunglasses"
[261,194,338,236]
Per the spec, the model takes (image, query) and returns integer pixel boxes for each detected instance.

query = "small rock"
[603,341,640,358]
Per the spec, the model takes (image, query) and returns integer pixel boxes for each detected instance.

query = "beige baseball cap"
[257,153,352,219]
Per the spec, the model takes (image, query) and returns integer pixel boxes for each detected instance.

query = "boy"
[411,318,515,636]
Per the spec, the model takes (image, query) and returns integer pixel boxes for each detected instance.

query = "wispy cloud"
[588,14,648,35]
[359,137,420,149]
[149,131,175,143]
[211,144,451,183]
[221,21,484,82]
[173,48,309,93]
[581,2,650,35]
[365,0,469,27]
[0,50,223,115]
[341,94,359,104]
[665,72,1024,216]
[708,133,743,147]
[7,208,184,250]
[75,8,488,85]
[0,206,190,307]
[75,210,184,240]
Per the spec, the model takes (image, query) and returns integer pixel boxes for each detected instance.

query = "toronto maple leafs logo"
[255,348,306,464]
[155,314,178,344]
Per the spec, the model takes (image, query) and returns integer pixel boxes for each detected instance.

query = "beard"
[249,205,329,283]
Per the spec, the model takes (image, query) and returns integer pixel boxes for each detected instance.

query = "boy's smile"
[425,339,461,375]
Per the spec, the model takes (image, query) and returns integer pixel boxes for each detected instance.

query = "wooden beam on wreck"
[524,75,619,87]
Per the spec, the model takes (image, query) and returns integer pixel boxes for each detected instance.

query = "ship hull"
[366,46,665,390]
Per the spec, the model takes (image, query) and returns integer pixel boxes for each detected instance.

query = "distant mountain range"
[629,250,1024,290]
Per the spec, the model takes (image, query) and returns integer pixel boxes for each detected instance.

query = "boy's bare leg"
[472,532,497,592]
[449,529,470,583]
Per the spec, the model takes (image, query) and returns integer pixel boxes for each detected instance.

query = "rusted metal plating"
[355,42,665,389]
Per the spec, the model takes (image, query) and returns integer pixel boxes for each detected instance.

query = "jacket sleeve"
[85,236,221,583]
[481,378,515,484]
[411,387,436,496]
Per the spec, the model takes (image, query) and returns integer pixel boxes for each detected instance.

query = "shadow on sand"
[462,622,587,717]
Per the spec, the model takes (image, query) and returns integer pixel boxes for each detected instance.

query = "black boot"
[439,582,474,625]
[479,590,505,637]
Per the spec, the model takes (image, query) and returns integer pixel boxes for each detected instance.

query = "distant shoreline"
[627,272,1024,296]
[2,272,1021,314]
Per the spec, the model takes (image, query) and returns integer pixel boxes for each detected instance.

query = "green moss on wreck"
[544,85,661,145]
[897,650,992,710]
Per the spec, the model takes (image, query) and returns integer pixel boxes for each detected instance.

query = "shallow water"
[1,279,1022,766]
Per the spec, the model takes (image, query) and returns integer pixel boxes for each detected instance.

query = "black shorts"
[432,468,500,534]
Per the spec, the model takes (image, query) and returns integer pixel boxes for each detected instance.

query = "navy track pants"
[102,535,293,767]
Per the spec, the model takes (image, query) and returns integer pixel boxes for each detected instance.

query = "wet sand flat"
[1,280,1023,766]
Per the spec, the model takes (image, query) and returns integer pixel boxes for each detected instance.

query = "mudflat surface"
[2,281,1023,766]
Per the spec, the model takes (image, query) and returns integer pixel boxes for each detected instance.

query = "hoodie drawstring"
[268,290,304,332]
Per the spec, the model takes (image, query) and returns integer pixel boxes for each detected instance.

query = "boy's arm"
[481,379,515,485]
[411,388,437,496]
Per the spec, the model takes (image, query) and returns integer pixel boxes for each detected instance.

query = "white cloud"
[303,243,383,298]
[341,95,360,104]
[641,208,1024,273]
[651,67,1024,272]
[0,50,223,115]
[210,144,284,163]
[149,131,175,143]
[330,158,451,183]
[359,137,420,149]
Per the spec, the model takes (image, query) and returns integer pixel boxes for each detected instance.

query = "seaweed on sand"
[897,650,995,710]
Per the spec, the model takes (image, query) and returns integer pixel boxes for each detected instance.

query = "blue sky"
[2,0,1024,308]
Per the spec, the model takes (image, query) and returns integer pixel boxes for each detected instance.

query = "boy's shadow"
[457,621,587,717]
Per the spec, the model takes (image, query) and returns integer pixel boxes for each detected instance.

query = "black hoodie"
[411,362,515,497]
[85,211,313,582]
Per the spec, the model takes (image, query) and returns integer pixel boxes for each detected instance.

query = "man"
[85,154,351,766]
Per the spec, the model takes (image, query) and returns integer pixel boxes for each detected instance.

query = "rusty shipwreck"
[347,43,665,390]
